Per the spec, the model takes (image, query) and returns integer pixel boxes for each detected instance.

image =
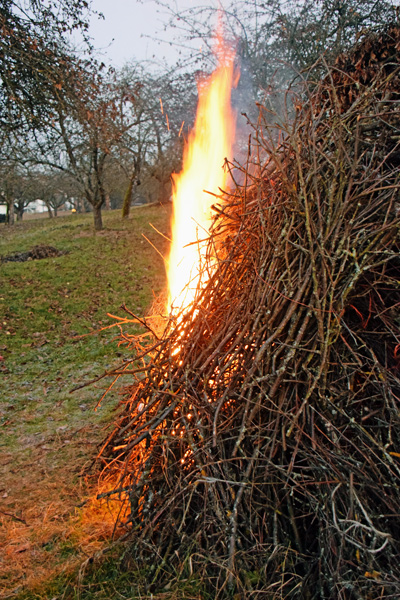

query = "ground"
[0,207,170,599]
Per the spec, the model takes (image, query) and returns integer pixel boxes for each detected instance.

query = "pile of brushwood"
[99,26,400,599]
[1,244,67,263]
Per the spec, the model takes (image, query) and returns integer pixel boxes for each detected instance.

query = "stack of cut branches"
[98,26,400,599]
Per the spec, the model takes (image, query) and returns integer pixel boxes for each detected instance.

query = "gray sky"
[88,0,219,68]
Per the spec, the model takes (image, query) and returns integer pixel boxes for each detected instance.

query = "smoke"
[229,54,298,185]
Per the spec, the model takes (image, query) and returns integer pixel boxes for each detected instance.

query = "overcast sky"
[88,0,219,68]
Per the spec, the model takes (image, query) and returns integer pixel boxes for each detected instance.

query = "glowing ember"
[167,33,237,317]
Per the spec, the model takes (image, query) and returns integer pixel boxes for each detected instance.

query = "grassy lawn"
[0,206,171,599]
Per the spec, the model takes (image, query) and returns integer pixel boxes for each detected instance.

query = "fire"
[167,34,237,317]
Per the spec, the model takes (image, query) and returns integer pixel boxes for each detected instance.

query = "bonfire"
[98,25,400,599]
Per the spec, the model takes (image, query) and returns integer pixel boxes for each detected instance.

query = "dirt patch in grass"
[1,245,68,264]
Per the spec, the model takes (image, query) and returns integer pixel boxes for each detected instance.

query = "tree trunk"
[54,206,58,217]
[93,204,103,231]
[122,177,134,219]
[47,206,54,218]
[158,179,170,204]
[7,200,14,226]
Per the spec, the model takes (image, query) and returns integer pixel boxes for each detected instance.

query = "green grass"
[0,208,169,444]
[0,207,173,599]
[14,544,208,600]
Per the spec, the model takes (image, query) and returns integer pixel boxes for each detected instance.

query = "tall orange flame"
[167,35,237,317]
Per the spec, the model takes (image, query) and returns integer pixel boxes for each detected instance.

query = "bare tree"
[152,0,399,98]
[0,159,36,224]
[29,61,128,230]
[0,0,97,134]
[115,64,197,218]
